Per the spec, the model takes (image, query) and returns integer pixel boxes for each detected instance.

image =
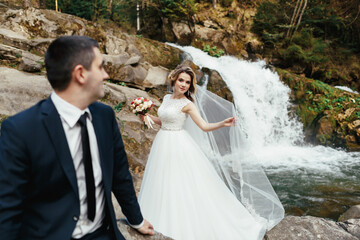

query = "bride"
[138,64,284,240]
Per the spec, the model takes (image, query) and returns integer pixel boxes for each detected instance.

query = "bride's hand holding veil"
[182,101,235,132]
[223,116,236,127]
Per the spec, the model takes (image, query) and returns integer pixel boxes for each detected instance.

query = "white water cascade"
[168,44,360,214]
[169,44,360,171]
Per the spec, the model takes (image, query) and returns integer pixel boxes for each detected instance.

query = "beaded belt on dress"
[160,126,183,131]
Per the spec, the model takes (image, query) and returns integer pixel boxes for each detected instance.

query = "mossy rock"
[277,69,360,150]
[133,37,181,70]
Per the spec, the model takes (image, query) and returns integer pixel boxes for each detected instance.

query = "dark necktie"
[78,112,96,221]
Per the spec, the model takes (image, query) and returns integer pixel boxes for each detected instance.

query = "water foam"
[169,44,360,175]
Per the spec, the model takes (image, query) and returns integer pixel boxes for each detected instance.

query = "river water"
[169,44,360,220]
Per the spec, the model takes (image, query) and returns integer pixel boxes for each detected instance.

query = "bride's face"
[174,72,191,95]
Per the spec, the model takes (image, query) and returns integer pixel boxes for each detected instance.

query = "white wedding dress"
[138,94,270,240]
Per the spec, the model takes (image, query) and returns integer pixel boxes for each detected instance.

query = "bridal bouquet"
[130,97,154,129]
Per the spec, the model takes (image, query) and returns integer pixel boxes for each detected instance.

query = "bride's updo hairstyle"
[168,65,197,102]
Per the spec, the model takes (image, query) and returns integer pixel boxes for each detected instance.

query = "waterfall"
[169,43,360,176]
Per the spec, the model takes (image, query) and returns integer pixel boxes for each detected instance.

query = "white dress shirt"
[51,92,105,238]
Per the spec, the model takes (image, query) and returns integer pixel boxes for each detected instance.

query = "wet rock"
[339,219,360,239]
[314,116,335,145]
[339,205,360,222]
[202,67,233,102]
[265,216,358,240]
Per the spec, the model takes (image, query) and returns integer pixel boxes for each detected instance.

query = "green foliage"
[333,96,346,103]
[202,44,225,58]
[355,112,360,119]
[312,80,334,95]
[213,49,225,58]
[117,82,126,86]
[46,0,108,21]
[292,28,312,48]
[203,44,211,52]
[158,0,198,22]
[279,28,329,68]
[336,103,343,109]
[109,0,137,29]
[253,0,359,51]
[113,103,123,113]
[253,1,286,48]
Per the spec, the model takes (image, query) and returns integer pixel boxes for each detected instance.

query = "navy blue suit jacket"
[0,98,143,239]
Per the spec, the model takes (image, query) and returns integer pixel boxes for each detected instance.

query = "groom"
[0,36,153,239]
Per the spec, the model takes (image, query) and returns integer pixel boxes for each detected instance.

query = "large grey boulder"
[195,24,225,43]
[339,219,360,239]
[171,22,193,45]
[105,35,127,55]
[265,216,358,240]
[19,51,43,72]
[0,27,53,55]
[0,66,51,116]
[0,43,43,72]
[143,66,169,87]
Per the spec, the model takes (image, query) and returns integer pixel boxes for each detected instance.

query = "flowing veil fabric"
[184,86,285,230]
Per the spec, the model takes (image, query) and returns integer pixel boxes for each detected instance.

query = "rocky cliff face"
[278,69,360,151]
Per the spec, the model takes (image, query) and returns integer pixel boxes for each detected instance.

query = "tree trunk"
[107,0,113,13]
[286,0,301,38]
[213,0,217,9]
[137,1,140,31]
[294,0,308,33]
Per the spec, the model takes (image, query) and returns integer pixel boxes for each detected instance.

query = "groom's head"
[45,36,99,91]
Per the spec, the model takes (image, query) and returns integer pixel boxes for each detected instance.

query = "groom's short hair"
[45,35,99,91]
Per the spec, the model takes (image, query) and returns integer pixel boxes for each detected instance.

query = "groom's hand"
[137,219,154,235]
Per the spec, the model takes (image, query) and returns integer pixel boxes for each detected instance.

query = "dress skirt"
[138,129,265,240]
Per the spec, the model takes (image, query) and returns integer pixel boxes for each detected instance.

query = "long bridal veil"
[184,86,284,230]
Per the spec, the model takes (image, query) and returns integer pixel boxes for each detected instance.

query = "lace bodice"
[158,94,191,131]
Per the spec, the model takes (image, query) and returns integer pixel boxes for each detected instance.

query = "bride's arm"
[182,102,235,132]
[140,114,162,126]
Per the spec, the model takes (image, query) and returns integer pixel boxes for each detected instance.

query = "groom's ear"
[72,64,87,85]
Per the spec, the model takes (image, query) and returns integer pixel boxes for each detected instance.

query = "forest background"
[42,0,360,89]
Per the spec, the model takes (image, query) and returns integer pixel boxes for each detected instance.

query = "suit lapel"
[41,98,79,198]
